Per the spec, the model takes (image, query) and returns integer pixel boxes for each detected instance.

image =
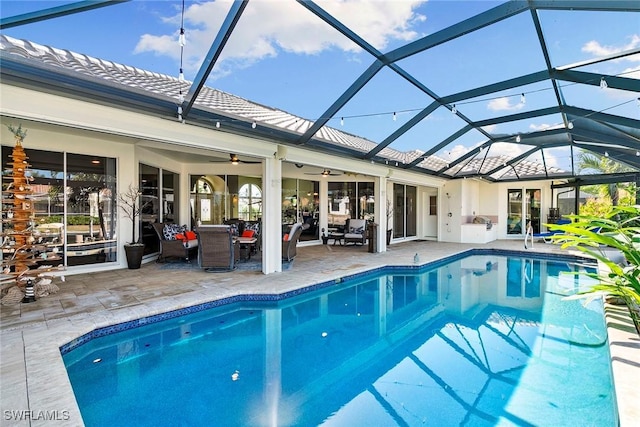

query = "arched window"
[238,183,262,220]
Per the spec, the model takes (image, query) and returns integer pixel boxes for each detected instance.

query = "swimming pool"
[62,253,617,426]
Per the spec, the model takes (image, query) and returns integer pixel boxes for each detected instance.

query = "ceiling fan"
[210,153,261,165]
[305,169,341,177]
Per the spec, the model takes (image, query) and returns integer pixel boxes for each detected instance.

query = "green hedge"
[39,215,100,226]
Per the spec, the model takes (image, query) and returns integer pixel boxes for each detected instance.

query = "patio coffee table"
[328,232,344,246]
[236,237,257,261]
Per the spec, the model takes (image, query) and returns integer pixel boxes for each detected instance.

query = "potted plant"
[549,205,640,334]
[386,199,393,245]
[118,184,148,269]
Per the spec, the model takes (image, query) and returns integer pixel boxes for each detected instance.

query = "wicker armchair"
[282,222,307,262]
[196,225,240,271]
[151,223,198,262]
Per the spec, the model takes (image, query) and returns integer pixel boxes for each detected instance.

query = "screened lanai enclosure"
[1,1,638,185]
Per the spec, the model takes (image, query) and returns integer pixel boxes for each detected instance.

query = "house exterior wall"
[437,179,554,243]
[1,83,450,273]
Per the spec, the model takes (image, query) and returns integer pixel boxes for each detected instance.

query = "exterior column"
[263,156,282,273]
[377,176,388,252]
[318,178,329,240]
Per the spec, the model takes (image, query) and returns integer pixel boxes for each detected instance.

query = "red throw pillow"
[283,233,289,241]
[185,230,197,240]
[175,233,185,241]
[242,230,255,238]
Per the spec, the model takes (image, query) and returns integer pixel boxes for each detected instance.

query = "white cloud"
[487,142,528,158]
[487,96,524,112]
[582,34,640,62]
[528,123,556,132]
[134,0,426,78]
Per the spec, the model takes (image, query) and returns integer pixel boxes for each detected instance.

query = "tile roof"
[1,34,566,178]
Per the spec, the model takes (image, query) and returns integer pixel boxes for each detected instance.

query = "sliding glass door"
[507,188,540,235]
[392,183,417,240]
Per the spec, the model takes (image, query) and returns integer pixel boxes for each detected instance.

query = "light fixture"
[600,77,608,89]
[177,106,183,121]
[91,159,100,164]
[567,121,574,129]
[393,112,397,121]
[178,92,184,103]
[520,93,526,104]
[340,117,344,126]
[215,121,220,128]
[179,68,184,82]
[636,151,640,157]
[179,28,186,47]
[321,169,330,177]
[251,121,257,129]
[230,154,239,165]
[451,104,457,114]
[516,134,521,143]
[604,151,609,157]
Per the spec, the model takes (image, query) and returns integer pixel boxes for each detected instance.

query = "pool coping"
[4,248,638,426]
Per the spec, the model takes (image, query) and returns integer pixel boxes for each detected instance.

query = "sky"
[1,1,639,173]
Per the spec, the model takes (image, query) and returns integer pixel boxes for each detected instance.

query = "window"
[2,146,118,267]
[328,181,375,228]
[507,188,540,235]
[392,183,417,239]
[238,183,262,221]
[507,189,522,235]
[190,175,224,225]
[190,175,262,224]
[429,196,437,216]
[283,178,319,241]
[140,164,179,255]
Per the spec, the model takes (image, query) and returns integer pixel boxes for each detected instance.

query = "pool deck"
[1,239,638,426]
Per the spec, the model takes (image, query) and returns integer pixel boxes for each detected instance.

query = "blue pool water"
[62,253,617,426]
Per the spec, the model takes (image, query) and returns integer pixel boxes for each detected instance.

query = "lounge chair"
[196,225,240,271]
[151,222,198,263]
[534,218,571,242]
[344,218,367,245]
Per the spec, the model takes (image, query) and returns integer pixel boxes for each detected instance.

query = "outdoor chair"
[344,218,367,245]
[152,222,198,263]
[196,225,240,271]
[282,222,307,262]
